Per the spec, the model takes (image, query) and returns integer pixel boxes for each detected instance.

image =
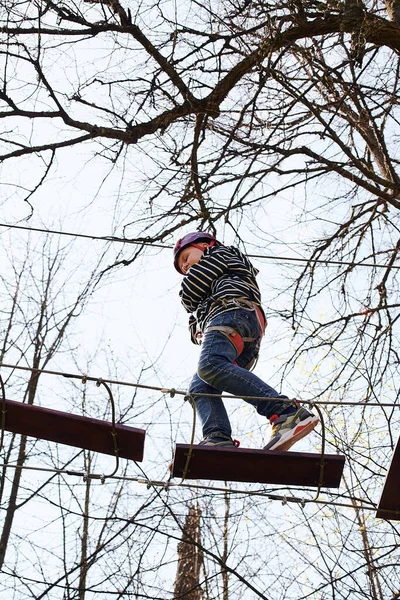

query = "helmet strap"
[191,240,216,251]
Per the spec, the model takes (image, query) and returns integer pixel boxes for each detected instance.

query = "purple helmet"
[173,231,219,274]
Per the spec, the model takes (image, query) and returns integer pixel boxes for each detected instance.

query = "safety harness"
[204,298,267,370]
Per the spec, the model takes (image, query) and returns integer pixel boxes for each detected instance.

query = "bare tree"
[0,0,398,393]
[0,234,103,569]
[0,2,399,599]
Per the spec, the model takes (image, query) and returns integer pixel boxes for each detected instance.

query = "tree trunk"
[174,505,204,600]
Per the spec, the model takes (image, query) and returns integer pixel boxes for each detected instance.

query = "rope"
[306,401,326,503]
[180,394,197,482]
[0,459,395,515]
[0,371,121,482]
[0,363,396,508]
[0,362,398,407]
[93,378,120,480]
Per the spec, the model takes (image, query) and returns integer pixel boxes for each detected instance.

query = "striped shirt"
[180,245,264,335]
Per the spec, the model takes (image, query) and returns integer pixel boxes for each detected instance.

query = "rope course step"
[376,435,400,521]
[171,444,345,489]
[1,398,146,461]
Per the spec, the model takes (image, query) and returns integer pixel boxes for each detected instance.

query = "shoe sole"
[199,442,235,447]
[265,416,319,452]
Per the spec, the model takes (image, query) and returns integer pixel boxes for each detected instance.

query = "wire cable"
[0,222,398,269]
[0,362,398,407]
[0,223,170,248]
[0,367,395,517]
[0,459,395,516]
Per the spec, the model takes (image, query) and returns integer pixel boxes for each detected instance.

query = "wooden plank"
[172,444,345,488]
[376,436,400,521]
[1,398,145,461]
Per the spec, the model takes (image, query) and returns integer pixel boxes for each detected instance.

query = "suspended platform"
[376,436,400,521]
[1,398,145,461]
[172,444,345,488]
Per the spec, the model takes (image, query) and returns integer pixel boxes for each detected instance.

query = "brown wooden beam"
[1,398,145,461]
[376,436,400,521]
[172,444,345,488]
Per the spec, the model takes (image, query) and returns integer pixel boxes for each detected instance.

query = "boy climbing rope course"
[174,231,319,450]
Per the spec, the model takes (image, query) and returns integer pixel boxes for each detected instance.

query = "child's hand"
[189,315,201,344]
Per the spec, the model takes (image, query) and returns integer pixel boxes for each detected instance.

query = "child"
[174,231,319,450]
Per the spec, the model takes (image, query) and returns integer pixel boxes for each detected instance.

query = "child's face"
[178,243,208,275]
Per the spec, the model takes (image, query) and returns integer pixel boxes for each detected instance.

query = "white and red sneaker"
[264,408,319,451]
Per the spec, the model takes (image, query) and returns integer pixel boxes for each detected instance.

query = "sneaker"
[264,407,319,451]
[199,436,238,447]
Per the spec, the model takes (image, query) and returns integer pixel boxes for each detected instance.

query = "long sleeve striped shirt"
[180,245,263,337]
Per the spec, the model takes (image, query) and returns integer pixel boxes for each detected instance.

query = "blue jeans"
[188,309,289,440]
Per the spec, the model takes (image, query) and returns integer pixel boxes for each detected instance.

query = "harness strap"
[191,240,216,252]
[206,325,257,357]
[254,305,266,336]
[214,298,266,333]
[203,300,267,369]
